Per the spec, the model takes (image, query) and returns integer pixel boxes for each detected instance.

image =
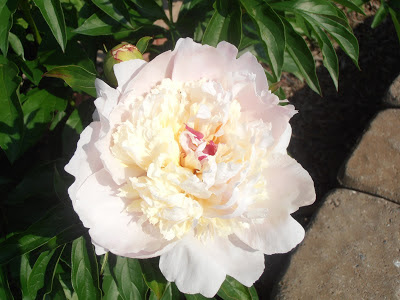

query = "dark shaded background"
[256,15,400,299]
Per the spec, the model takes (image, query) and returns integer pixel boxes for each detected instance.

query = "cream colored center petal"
[110,78,272,241]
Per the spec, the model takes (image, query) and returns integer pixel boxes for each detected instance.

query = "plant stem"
[19,0,42,45]
[99,252,109,276]
[168,0,174,24]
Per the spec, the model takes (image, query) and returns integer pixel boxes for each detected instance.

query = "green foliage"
[0,0,373,298]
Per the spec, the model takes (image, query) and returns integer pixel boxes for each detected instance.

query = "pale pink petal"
[64,122,102,206]
[114,59,147,93]
[171,38,233,83]
[234,215,305,255]
[235,52,269,94]
[159,235,264,297]
[264,154,315,213]
[75,169,172,257]
[94,79,120,126]
[216,41,238,61]
[122,50,174,99]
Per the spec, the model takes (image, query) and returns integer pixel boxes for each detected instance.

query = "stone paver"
[274,189,400,300]
[384,74,400,107]
[338,109,400,204]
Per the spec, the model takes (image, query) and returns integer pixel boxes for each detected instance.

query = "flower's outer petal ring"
[75,168,172,257]
[114,59,147,94]
[264,154,316,213]
[234,51,269,94]
[235,215,305,255]
[159,235,264,297]
[94,79,120,128]
[65,122,102,207]
[122,50,174,100]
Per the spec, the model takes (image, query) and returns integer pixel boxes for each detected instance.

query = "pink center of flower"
[181,124,218,163]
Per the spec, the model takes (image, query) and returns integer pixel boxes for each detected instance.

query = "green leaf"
[27,250,56,299]
[108,254,147,300]
[19,59,44,86]
[71,236,101,299]
[282,18,321,94]
[271,0,359,67]
[38,246,66,299]
[0,266,14,300]
[44,65,97,97]
[331,0,365,15]
[128,0,166,21]
[202,0,242,47]
[217,276,258,300]
[308,22,339,90]
[136,36,153,54]
[371,2,388,29]
[20,88,68,154]
[140,258,168,299]
[32,0,67,51]
[8,32,25,60]
[0,0,18,56]
[240,0,285,81]
[304,13,359,67]
[0,56,23,163]
[20,253,32,299]
[92,0,133,28]
[0,205,80,265]
[102,257,123,300]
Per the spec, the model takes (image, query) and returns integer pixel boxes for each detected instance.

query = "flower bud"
[104,42,143,87]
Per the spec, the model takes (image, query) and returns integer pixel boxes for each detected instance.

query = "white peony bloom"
[65,38,315,297]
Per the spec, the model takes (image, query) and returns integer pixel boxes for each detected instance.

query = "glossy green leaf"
[371,2,388,29]
[38,245,66,299]
[92,0,133,28]
[140,258,168,299]
[32,0,67,51]
[0,56,23,163]
[331,0,365,15]
[108,255,147,300]
[0,205,79,265]
[71,236,101,299]
[20,88,68,154]
[136,36,153,54]
[304,13,359,67]
[271,0,359,67]
[240,0,285,81]
[128,0,166,21]
[0,266,14,300]
[271,0,340,17]
[282,18,321,94]
[19,59,44,86]
[202,0,242,47]
[0,0,18,56]
[102,258,123,300]
[44,65,97,97]
[217,276,258,300]
[20,253,32,299]
[75,11,126,36]
[8,32,24,60]
[27,250,56,299]
[309,23,339,90]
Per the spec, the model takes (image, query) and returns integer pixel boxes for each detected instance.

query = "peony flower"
[65,38,315,297]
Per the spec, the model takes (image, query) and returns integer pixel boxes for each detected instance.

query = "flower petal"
[64,122,102,206]
[94,79,120,127]
[75,168,172,257]
[264,154,315,213]
[159,234,264,297]
[114,59,147,93]
[235,52,269,94]
[234,215,305,255]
